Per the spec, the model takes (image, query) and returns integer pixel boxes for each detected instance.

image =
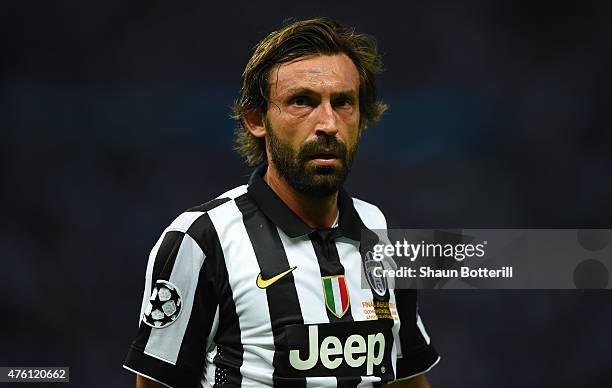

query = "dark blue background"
[2,1,611,387]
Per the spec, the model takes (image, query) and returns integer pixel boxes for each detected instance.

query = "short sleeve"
[123,212,219,388]
[393,289,440,381]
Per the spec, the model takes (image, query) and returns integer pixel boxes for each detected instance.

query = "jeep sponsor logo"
[283,320,393,379]
[290,325,385,375]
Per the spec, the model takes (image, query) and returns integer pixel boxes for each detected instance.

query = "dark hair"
[232,17,388,166]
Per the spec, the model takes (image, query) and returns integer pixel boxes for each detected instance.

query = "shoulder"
[185,185,248,213]
[163,184,248,239]
[350,196,388,230]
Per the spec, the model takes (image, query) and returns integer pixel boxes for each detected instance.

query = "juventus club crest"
[363,250,388,297]
[322,275,350,318]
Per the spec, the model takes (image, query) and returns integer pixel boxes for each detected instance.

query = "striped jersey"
[124,164,439,387]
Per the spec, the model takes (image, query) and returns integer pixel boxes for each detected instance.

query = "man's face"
[264,53,361,197]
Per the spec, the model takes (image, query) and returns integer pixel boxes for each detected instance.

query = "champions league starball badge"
[142,280,183,328]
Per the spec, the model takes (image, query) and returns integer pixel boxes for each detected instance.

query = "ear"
[243,109,267,138]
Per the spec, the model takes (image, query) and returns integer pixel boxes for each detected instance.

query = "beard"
[266,120,358,197]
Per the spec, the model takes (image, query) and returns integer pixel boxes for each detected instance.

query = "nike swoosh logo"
[256,266,297,289]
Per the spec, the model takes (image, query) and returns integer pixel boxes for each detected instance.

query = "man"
[124,17,439,388]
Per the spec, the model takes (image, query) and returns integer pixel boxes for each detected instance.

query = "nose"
[314,100,338,137]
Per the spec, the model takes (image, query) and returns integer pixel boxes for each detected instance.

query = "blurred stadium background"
[1,1,611,387]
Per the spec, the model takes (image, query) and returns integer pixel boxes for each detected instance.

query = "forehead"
[269,53,360,97]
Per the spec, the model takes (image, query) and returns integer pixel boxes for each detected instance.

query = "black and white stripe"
[126,210,214,387]
[124,166,439,388]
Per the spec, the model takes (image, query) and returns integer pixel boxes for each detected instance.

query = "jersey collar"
[247,163,367,240]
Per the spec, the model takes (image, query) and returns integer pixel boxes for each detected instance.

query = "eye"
[333,97,354,108]
[290,96,311,107]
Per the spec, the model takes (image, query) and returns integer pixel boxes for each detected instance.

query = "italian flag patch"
[322,275,350,318]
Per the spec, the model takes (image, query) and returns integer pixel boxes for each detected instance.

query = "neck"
[264,165,338,229]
